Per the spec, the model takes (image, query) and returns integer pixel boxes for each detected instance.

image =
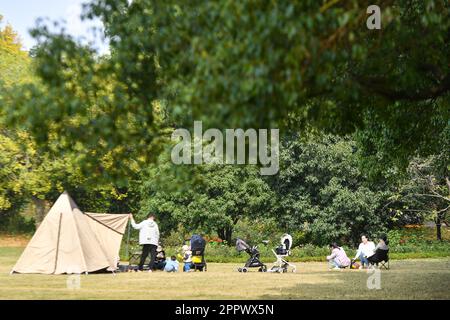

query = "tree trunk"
[217,229,225,243]
[217,227,233,245]
[32,197,47,229]
[436,216,442,241]
[224,227,233,244]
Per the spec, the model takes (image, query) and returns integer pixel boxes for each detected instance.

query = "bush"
[120,226,450,262]
[161,225,191,247]
[233,218,280,244]
[0,212,35,234]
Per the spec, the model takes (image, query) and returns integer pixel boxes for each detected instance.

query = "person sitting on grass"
[153,245,166,271]
[352,235,375,269]
[327,242,351,270]
[164,256,179,273]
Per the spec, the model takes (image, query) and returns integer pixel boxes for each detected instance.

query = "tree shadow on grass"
[258,261,450,300]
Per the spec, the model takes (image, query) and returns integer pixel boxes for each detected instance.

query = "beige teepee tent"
[12,192,130,274]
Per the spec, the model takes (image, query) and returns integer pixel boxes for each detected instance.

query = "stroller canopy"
[236,238,251,252]
[281,234,293,250]
[191,234,206,250]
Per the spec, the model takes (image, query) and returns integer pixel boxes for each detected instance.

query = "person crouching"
[327,242,351,270]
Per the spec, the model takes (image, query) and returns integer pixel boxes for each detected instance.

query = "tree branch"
[355,73,450,102]
[320,0,343,13]
[414,193,450,202]
[436,205,450,215]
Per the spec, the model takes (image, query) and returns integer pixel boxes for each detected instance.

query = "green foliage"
[0,2,448,248]
[2,6,171,183]
[0,15,140,224]
[0,212,34,234]
[0,19,34,221]
[139,158,274,243]
[0,16,32,87]
[386,155,449,239]
[233,218,280,245]
[2,1,448,180]
[271,134,393,245]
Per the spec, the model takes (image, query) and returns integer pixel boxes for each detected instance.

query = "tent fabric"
[84,213,129,270]
[12,192,129,275]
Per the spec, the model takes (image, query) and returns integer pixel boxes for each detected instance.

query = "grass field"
[1,247,449,300]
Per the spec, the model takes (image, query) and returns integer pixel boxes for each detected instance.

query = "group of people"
[130,213,195,273]
[326,234,390,270]
[131,213,389,273]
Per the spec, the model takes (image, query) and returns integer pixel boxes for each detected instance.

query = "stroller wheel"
[238,268,243,273]
[242,268,248,273]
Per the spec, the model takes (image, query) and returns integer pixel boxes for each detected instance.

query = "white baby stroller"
[269,234,297,273]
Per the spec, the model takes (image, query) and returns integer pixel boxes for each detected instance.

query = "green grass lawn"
[1,247,449,300]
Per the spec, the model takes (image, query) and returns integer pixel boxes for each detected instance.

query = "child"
[154,245,166,270]
[181,244,193,272]
[164,256,179,273]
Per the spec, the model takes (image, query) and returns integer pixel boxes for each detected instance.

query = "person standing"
[130,213,160,272]
[353,235,376,269]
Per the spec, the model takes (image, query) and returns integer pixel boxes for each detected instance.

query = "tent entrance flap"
[84,213,125,235]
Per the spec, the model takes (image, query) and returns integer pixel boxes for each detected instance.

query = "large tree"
[392,155,450,240]
[139,158,273,243]
[0,15,137,230]
[271,134,393,245]
[0,16,34,227]
[3,0,448,178]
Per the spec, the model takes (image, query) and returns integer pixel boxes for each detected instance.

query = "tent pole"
[53,212,63,275]
[126,218,131,261]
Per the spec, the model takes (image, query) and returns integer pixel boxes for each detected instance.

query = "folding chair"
[368,249,390,270]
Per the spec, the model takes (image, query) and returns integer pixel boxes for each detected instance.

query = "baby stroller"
[269,234,296,273]
[190,235,207,272]
[236,238,267,272]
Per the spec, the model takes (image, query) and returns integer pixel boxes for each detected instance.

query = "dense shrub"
[121,227,450,262]
[271,135,394,246]
[0,212,34,234]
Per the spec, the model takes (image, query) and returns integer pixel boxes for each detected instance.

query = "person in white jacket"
[353,235,375,269]
[130,213,160,272]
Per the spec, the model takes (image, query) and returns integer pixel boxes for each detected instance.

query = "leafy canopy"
[3,0,449,178]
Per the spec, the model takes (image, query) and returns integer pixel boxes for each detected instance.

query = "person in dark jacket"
[367,234,389,266]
